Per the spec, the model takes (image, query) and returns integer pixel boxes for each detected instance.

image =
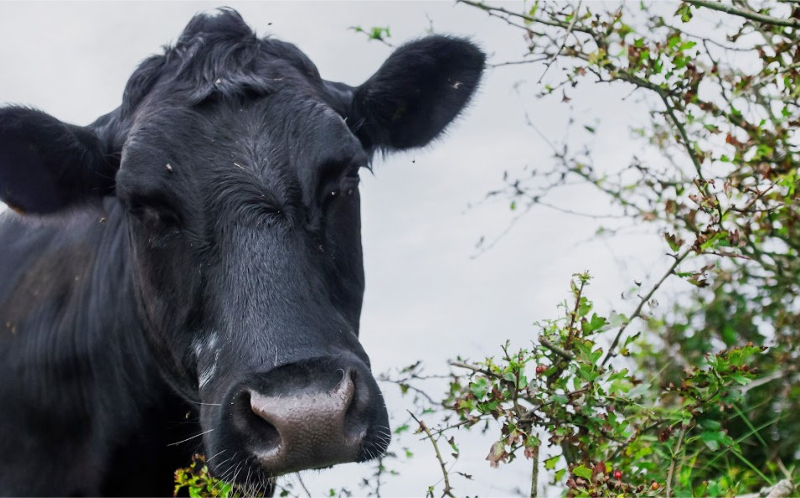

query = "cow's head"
[0,9,484,484]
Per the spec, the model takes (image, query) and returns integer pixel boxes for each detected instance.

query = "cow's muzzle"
[214,356,390,477]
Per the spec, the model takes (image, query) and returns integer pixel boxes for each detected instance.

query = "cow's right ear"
[0,107,116,214]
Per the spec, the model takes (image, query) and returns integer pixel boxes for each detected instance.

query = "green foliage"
[401,274,783,497]
[383,1,800,496]
[174,455,233,498]
[348,25,392,45]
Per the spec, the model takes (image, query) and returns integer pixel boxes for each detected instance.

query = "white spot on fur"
[196,333,221,389]
[199,362,217,389]
[193,339,203,359]
[199,349,220,390]
[207,332,218,350]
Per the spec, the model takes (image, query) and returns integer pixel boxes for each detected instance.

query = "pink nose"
[238,370,365,475]
[220,357,391,477]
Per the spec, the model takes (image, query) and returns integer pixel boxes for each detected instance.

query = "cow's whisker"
[206,448,227,463]
[167,428,214,447]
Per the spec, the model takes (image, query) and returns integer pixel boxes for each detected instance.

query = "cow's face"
[0,9,484,485]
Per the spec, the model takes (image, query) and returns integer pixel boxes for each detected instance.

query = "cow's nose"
[245,371,360,472]
[228,359,388,476]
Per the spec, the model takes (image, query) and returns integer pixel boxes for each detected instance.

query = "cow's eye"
[126,194,182,227]
[318,159,360,200]
[343,167,361,185]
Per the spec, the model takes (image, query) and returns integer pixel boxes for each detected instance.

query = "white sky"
[0,2,679,496]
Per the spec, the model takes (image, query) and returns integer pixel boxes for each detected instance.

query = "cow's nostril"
[240,392,281,455]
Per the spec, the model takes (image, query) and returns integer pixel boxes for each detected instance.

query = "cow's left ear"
[351,36,485,151]
[0,107,115,214]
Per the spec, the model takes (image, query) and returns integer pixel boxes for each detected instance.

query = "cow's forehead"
[116,92,362,217]
[121,10,324,119]
[123,96,356,166]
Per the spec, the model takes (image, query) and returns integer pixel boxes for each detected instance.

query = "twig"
[601,248,692,367]
[449,360,503,379]
[661,95,705,182]
[379,377,443,407]
[728,185,775,214]
[471,201,537,258]
[705,250,754,260]
[740,367,795,394]
[490,56,550,68]
[421,418,476,441]
[530,443,540,498]
[666,425,688,498]
[409,411,456,498]
[538,0,583,83]
[685,0,800,28]
[457,0,593,34]
[534,199,628,219]
[736,479,795,498]
[609,421,662,461]
[660,94,725,225]
[545,278,588,386]
[566,277,587,347]
[539,336,575,361]
[372,457,384,498]
[296,475,312,498]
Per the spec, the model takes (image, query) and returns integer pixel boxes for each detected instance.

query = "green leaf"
[675,3,693,22]
[573,464,593,480]
[470,377,490,399]
[730,372,751,385]
[577,297,592,317]
[665,232,684,252]
[609,311,629,327]
[582,313,607,334]
[699,430,732,451]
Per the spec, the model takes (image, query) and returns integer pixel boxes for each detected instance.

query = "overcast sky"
[0,2,677,495]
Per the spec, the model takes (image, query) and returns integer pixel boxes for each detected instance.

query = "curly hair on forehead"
[120,8,323,118]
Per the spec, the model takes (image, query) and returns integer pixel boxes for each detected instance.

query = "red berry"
[536,365,546,374]
[614,470,622,480]
[651,482,660,490]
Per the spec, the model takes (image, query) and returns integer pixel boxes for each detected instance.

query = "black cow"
[0,9,484,496]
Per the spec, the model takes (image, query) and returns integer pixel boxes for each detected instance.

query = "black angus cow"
[0,8,484,497]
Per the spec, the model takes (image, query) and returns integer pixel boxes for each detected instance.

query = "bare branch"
[666,425,688,498]
[449,360,503,379]
[601,248,692,367]
[529,443,540,498]
[685,0,800,28]
[408,411,456,498]
[539,336,575,361]
[538,0,583,83]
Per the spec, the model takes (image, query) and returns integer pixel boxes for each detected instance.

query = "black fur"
[0,9,484,496]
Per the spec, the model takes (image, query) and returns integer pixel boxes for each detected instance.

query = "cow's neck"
[0,199,194,494]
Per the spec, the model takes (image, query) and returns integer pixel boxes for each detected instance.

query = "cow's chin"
[204,444,275,494]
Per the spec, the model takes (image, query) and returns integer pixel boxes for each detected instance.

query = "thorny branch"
[409,411,456,498]
[601,248,691,367]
